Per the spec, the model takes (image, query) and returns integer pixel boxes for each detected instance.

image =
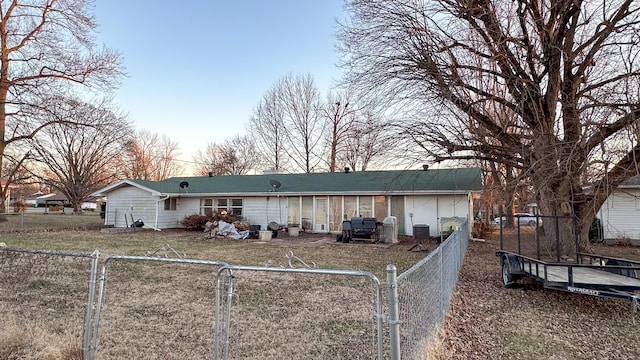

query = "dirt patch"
[440,231,640,359]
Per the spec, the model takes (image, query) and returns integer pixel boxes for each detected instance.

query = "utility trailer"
[496,215,640,308]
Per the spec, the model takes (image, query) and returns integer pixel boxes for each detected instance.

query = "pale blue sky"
[94,1,346,172]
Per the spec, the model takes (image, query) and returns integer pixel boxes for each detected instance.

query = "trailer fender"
[501,254,523,288]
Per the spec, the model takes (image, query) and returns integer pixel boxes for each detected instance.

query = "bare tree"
[250,74,326,173]
[0,0,123,217]
[339,0,640,251]
[122,130,183,181]
[28,97,132,214]
[342,110,390,171]
[323,91,358,172]
[249,85,288,172]
[193,135,259,176]
[278,73,326,173]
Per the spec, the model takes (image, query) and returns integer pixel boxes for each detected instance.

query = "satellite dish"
[179,181,189,189]
[269,179,281,190]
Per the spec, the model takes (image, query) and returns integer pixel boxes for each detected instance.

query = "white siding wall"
[106,190,473,233]
[404,194,470,236]
[157,197,200,229]
[157,196,288,230]
[104,187,158,228]
[243,196,287,229]
[598,189,640,240]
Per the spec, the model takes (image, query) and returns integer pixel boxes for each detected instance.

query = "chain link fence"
[388,221,469,360]
[0,211,103,231]
[0,248,99,359]
[1,223,471,359]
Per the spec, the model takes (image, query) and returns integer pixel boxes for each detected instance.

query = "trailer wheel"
[502,259,517,288]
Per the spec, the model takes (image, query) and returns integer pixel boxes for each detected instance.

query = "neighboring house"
[33,193,99,210]
[91,168,483,236]
[597,175,640,241]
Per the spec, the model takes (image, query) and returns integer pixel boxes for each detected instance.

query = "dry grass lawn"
[5,215,638,359]
[0,215,427,359]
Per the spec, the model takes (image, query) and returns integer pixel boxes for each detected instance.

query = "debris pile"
[203,220,250,240]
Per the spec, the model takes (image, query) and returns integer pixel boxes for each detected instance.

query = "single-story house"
[91,168,483,236]
[36,193,70,208]
[597,175,640,241]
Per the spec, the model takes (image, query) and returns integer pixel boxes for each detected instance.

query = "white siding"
[598,189,640,240]
[404,194,470,236]
[159,196,288,230]
[104,187,158,228]
[243,196,287,229]
[104,188,473,234]
[157,197,200,229]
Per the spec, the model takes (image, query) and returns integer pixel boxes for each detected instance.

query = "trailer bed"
[498,250,640,301]
[522,262,640,288]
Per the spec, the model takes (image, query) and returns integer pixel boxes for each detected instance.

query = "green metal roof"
[126,168,482,195]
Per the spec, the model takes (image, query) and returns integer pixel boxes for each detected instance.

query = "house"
[91,168,483,236]
[597,175,640,241]
[36,193,70,208]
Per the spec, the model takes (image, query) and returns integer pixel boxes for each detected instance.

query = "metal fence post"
[82,249,100,360]
[387,264,401,360]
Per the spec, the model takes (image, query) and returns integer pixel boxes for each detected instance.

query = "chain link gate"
[214,263,384,360]
[86,255,229,360]
[0,247,100,359]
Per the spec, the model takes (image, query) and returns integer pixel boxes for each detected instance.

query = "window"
[359,196,373,217]
[288,197,300,226]
[200,199,213,217]
[200,198,243,216]
[374,195,387,220]
[330,196,342,231]
[301,196,313,231]
[344,196,357,220]
[164,198,177,211]
[230,198,243,215]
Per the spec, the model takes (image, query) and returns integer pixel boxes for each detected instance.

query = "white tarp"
[217,220,249,239]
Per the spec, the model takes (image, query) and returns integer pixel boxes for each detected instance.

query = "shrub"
[12,200,27,213]
[180,214,211,231]
[472,219,491,239]
[48,205,64,212]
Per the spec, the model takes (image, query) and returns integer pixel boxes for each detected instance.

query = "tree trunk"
[534,174,585,258]
[72,200,84,215]
[0,188,8,222]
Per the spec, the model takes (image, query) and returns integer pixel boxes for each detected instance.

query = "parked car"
[494,213,542,226]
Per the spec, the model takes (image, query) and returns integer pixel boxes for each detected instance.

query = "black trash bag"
[131,219,144,228]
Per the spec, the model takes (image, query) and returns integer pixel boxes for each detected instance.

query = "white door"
[314,197,328,232]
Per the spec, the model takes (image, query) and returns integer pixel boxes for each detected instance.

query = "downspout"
[436,196,440,238]
[468,192,472,237]
[151,195,170,231]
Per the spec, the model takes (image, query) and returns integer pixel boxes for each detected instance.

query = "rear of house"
[92,168,482,237]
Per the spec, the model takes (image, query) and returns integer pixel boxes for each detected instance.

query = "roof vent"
[208,172,213,177]
[344,167,350,173]
[422,164,429,171]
